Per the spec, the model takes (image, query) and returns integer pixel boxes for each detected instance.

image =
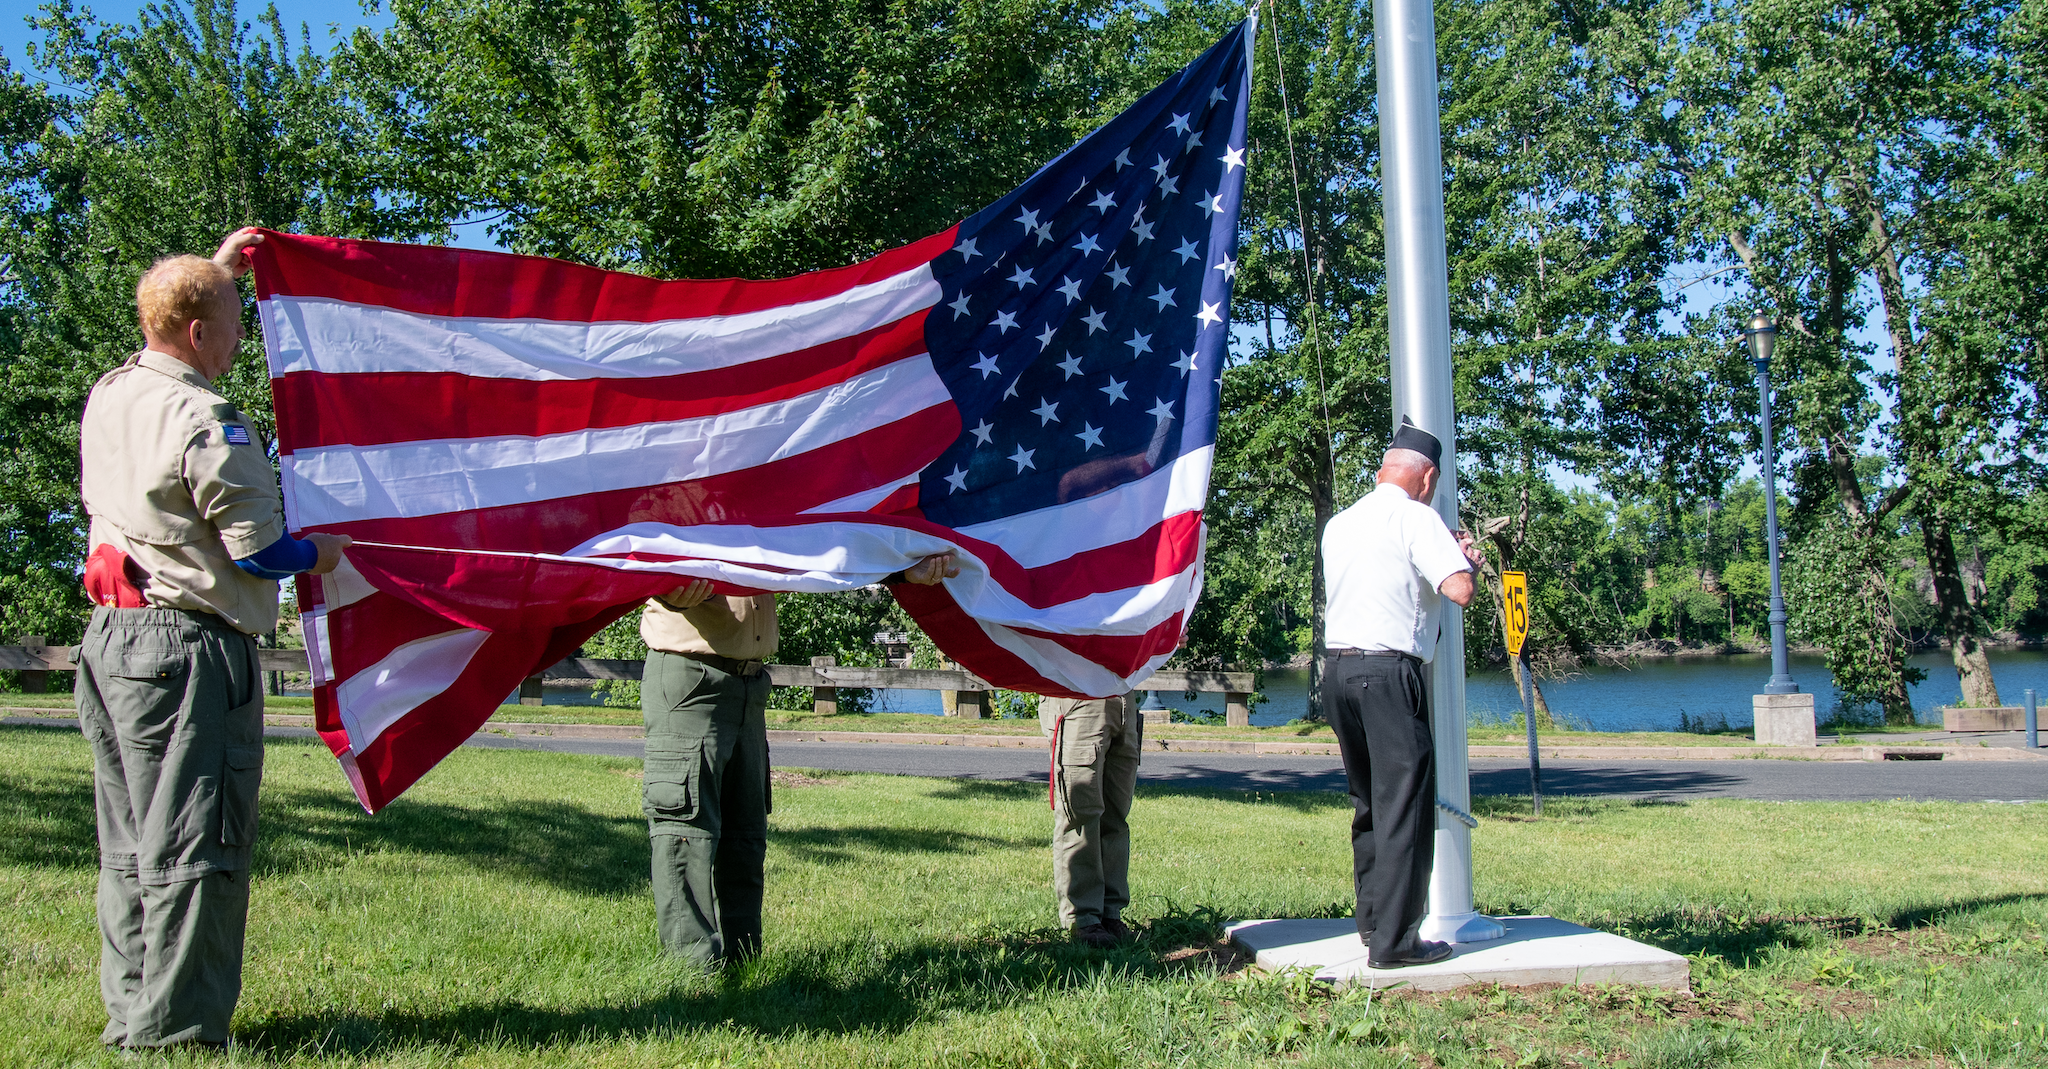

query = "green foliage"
[1786,518,1926,724]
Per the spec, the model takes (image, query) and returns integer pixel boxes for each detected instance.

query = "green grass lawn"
[2,722,2045,1067]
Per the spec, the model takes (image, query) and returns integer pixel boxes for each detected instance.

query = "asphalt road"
[450,731,2048,803]
[7,718,2039,802]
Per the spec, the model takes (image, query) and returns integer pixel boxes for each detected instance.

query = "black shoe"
[1071,923,1119,950]
[1369,940,1454,969]
[1101,917,1133,942]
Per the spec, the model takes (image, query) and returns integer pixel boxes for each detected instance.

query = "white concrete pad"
[1224,915,1690,992]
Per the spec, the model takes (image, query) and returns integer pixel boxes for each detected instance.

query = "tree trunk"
[1922,512,2001,707]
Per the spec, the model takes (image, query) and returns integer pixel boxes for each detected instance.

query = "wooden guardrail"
[3,642,1260,726]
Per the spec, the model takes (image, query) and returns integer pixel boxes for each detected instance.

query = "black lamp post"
[1745,314,1799,695]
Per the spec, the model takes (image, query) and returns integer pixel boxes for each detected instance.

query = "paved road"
[8,719,2040,802]
[451,731,2047,803]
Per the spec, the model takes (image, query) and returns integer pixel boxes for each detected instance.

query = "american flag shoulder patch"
[223,424,251,445]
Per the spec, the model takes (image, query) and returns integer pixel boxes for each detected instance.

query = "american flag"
[254,19,1256,812]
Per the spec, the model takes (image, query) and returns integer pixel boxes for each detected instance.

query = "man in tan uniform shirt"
[76,230,348,1049]
[640,555,955,968]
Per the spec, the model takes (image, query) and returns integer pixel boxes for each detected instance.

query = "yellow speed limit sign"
[1502,571,1530,658]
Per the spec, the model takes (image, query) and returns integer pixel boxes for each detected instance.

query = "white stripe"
[284,355,949,527]
[562,518,1201,635]
[335,627,492,752]
[802,473,922,515]
[318,557,379,612]
[980,620,1180,695]
[304,610,334,686]
[258,263,941,381]
[955,447,1213,568]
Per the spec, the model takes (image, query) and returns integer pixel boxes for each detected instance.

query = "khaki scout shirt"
[640,593,778,660]
[80,350,288,635]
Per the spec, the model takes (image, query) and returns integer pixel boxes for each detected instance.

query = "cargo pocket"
[642,743,703,827]
[219,743,264,847]
[102,648,190,742]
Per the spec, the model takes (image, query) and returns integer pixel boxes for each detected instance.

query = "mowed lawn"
[2,724,2044,1067]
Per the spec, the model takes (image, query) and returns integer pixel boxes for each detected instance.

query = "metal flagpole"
[1375,0,1504,944]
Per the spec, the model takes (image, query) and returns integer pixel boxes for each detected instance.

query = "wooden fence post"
[518,675,545,705]
[17,636,47,694]
[811,656,838,715]
[1225,691,1250,727]
[954,689,986,719]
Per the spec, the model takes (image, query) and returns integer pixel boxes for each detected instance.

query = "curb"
[6,711,2041,762]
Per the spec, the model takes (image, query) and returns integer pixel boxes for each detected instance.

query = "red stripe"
[1010,612,1188,674]
[891,580,1084,696]
[320,591,479,683]
[299,404,959,550]
[271,313,931,453]
[251,228,955,322]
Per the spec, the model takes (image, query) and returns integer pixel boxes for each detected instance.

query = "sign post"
[1502,571,1540,816]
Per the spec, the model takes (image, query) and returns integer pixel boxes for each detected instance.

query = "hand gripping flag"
[254,19,1257,811]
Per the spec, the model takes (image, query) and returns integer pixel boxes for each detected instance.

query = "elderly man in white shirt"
[1319,417,1485,969]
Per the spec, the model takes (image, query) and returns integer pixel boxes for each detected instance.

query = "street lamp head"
[1743,313,1777,368]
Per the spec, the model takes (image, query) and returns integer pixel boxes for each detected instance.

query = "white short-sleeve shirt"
[1321,483,1472,662]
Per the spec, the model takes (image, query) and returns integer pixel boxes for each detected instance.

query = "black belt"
[1329,648,1421,665]
[678,651,766,678]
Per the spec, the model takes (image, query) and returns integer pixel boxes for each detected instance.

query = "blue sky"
[0,1,391,75]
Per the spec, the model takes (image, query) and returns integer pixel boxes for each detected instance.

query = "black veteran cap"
[1390,415,1442,467]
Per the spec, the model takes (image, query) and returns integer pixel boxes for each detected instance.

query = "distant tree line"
[1,0,2041,724]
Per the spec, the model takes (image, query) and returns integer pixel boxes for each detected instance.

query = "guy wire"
[1263,0,1336,487]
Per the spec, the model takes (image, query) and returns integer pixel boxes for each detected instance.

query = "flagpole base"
[1420,910,1505,944]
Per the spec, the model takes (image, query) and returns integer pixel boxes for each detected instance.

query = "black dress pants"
[1322,651,1436,958]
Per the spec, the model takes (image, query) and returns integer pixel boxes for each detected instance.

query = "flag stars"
[944,466,969,493]
[1033,222,1055,246]
[972,352,1000,379]
[1056,276,1084,304]
[948,293,973,320]
[1131,219,1156,245]
[1089,189,1117,214]
[1201,192,1223,218]
[1168,112,1192,135]
[1196,300,1225,327]
[1215,255,1239,279]
[1009,445,1037,472]
[1183,129,1204,153]
[1172,350,1197,375]
[1073,232,1102,255]
[1100,377,1129,404]
[992,310,1019,333]
[1015,207,1040,232]
[1035,323,1059,351]
[1174,237,1202,264]
[954,237,982,260]
[1151,155,1172,181]
[1113,148,1132,171]
[1082,308,1108,334]
[1220,145,1245,172]
[1076,423,1104,450]
[1008,265,1036,288]
[1106,261,1132,288]
[970,419,995,446]
[1157,172,1181,196]
[1149,284,1178,311]
[1032,398,1061,425]
[1149,397,1177,424]
[1003,379,1021,399]
[1209,85,1228,105]
[1124,330,1154,356]
[1058,353,1085,379]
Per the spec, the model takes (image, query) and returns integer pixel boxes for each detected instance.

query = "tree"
[1659,0,2034,719]
[0,0,436,646]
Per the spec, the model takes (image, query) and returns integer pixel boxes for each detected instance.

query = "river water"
[861,648,2048,731]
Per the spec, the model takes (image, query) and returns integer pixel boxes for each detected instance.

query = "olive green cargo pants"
[641,650,772,968]
[75,607,263,1048]
[1040,695,1140,930]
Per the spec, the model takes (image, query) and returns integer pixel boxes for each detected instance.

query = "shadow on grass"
[920,775,1353,814]
[237,920,1220,1056]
